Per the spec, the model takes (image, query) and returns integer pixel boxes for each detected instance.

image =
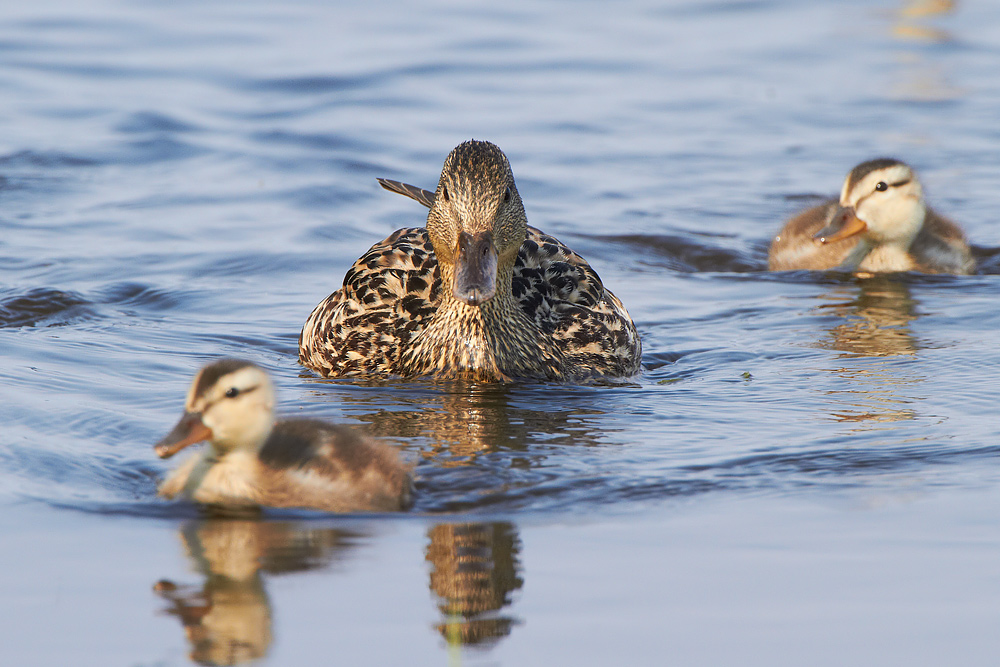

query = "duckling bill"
[299,140,641,382]
[156,359,412,513]
[768,158,975,274]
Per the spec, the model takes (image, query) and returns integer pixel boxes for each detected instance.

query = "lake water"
[2,0,1000,664]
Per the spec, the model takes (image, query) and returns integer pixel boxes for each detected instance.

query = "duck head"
[426,140,528,306]
[155,359,276,459]
[815,158,926,251]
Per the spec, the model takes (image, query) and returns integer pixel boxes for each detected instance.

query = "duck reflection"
[426,521,523,648]
[814,276,924,425]
[320,381,606,465]
[154,519,361,666]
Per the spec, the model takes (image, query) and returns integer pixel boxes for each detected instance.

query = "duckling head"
[815,158,926,251]
[426,140,528,307]
[155,359,276,460]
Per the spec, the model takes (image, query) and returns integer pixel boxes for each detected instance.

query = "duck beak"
[814,206,867,244]
[453,230,498,306]
[155,411,212,459]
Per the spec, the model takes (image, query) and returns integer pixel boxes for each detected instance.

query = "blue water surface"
[1,0,999,664]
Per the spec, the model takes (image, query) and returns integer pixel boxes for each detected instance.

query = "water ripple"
[592,232,767,272]
[0,149,98,169]
[114,111,200,135]
[0,287,94,328]
[96,282,185,311]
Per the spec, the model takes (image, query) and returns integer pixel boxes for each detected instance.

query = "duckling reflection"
[891,0,959,101]
[813,277,924,425]
[894,0,954,40]
[425,522,523,648]
[154,519,361,666]
[816,275,919,358]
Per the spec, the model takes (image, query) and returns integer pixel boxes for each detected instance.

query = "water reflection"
[154,520,361,666]
[335,383,606,465]
[893,0,955,42]
[814,277,924,426]
[154,518,526,662]
[890,0,960,101]
[815,276,919,358]
[426,521,523,648]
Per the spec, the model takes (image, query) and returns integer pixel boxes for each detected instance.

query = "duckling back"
[768,200,974,274]
[258,419,412,513]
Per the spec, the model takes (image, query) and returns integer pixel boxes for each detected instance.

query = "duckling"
[768,158,974,274]
[299,139,641,381]
[155,359,412,513]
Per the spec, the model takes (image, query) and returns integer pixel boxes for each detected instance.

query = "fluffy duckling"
[299,139,641,381]
[768,158,974,274]
[156,359,412,513]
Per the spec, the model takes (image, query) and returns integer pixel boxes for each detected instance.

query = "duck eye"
[875,181,888,192]
[442,186,450,202]
[225,387,240,398]
[503,186,512,203]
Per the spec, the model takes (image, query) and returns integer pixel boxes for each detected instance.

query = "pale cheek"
[864,199,923,242]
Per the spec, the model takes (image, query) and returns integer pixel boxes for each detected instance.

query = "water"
[2,0,1000,664]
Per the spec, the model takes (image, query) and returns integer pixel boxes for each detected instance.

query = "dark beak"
[453,230,498,306]
[814,206,868,245]
[155,411,212,459]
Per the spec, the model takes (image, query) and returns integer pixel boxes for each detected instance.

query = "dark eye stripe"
[200,383,260,413]
[223,384,259,400]
[890,178,911,188]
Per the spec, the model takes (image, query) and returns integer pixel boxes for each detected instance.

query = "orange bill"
[155,412,212,459]
[813,207,868,245]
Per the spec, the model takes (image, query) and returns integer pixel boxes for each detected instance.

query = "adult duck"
[299,140,641,381]
[156,359,412,513]
[768,158,974,274]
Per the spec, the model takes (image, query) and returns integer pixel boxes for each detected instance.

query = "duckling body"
[768,158,974,274]
[299,140,641,381]
[156,359,412,513]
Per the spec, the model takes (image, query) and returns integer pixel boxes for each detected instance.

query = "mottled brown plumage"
[156,359,412,513]
[769,158,974,274]
[300,140,641,381]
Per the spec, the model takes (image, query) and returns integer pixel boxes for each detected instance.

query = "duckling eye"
[875,181,888,192]
[503,186,512,203]
[225,387,240,398]
[442,186,450,202]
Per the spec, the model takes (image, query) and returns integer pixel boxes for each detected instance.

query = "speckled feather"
[299,209,640,380]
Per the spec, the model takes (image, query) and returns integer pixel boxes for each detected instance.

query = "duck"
[155,359,412,513]
[299,139,641,381]
[768,158,975,274]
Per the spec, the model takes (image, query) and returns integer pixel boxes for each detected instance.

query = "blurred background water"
[2,0,1000,664]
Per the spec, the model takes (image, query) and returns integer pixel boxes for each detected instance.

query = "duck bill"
[155,411,212,459]
[453,230,498,306]
[813,207,868,244]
